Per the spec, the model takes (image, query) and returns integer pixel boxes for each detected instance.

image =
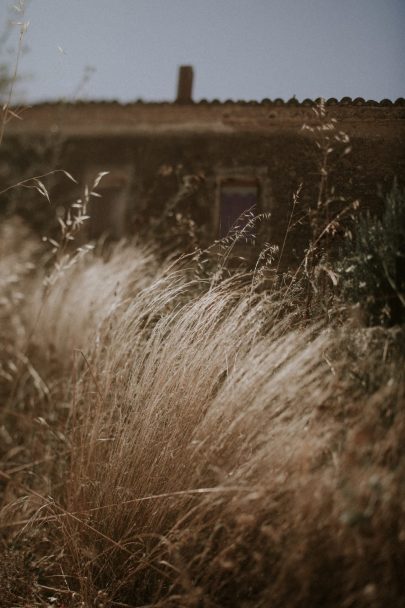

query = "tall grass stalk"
[0,1,28,147]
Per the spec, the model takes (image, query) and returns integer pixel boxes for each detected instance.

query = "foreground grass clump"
[0,221,404,607]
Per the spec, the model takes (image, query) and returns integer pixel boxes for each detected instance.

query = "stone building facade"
[2,68,405,260]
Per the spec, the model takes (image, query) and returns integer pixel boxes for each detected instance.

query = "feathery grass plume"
[299,99,357,320]
[10,244,396,607]
[56,280,329,603]
[0,217,42,399]
[0,233,403,606]
[29,242,160,368]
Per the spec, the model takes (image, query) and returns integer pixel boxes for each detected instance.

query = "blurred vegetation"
[337,183,405,325]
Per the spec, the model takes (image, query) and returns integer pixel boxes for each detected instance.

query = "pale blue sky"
[1,0,404,103]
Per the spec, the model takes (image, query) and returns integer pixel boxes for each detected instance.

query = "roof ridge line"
[13,97,405,109]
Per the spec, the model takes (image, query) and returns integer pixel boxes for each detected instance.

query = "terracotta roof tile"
[19,96,405,109]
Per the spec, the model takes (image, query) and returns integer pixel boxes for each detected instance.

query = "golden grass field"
[0,214,404,607]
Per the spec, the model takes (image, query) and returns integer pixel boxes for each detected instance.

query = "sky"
[1,0,404,103]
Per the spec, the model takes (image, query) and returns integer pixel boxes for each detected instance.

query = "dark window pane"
[219,179,258,237]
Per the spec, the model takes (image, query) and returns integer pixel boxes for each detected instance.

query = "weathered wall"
[2,98,404,260]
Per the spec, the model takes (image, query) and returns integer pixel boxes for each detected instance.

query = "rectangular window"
[219,178,258,238]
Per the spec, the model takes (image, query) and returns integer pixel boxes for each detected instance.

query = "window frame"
[213,166,271,239]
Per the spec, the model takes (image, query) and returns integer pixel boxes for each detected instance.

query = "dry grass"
[0,221,404,607]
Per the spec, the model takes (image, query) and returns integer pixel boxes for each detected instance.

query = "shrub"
[337,183,405,325]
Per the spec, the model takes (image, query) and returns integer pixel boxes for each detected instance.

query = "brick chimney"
[176,65,194,103]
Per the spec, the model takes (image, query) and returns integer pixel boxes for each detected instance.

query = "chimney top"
[176,65,194,104]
